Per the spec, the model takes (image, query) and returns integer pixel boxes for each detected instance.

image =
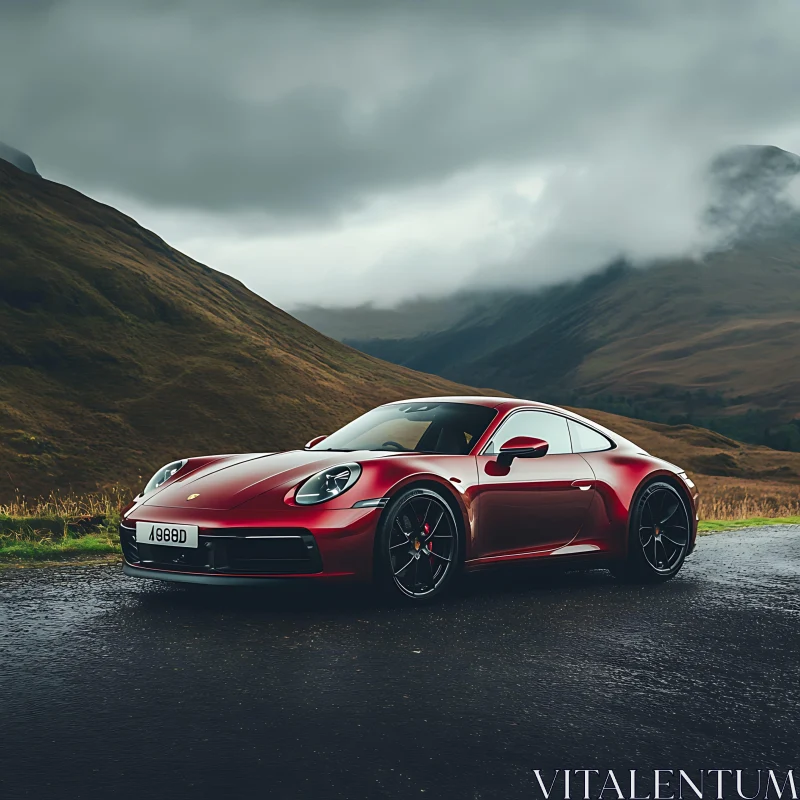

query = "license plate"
[135,522,199,548]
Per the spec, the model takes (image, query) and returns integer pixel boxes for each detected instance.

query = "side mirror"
[497,436,549,467]
[304,435,327,449]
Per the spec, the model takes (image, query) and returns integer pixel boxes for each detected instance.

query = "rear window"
[568,419,614,453]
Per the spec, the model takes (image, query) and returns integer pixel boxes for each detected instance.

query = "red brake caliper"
[423,522,433,563]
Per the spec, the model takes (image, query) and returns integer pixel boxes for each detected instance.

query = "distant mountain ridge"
[294,291,506,342]
[308,146,800,451]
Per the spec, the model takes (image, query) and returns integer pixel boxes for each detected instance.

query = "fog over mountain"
[0,142,39,177]
[297,144,800,336]
[3,1,800,307]
[706,145,800,244]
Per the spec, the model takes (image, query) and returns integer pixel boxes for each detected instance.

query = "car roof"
[383,395,558,412]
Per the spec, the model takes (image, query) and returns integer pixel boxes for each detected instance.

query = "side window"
[485,411,572,456]
[568,419,613,453]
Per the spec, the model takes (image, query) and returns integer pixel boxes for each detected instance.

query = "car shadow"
[128,561,700,619]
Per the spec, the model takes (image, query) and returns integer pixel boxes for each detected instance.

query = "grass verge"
[0,532,120,562]
[698,516,800,533]
[0,489,126,564]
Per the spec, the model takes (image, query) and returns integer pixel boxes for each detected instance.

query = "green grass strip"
[698,516,800,532]
[0,533,120,561]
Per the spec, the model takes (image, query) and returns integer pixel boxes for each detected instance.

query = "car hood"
[141,450,381,510]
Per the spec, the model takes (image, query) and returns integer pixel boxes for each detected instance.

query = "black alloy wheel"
[614,481,691,582]
[375,487,460,602]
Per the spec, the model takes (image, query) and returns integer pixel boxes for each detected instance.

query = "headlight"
[678,471,696,490]
[295,463,362,505]
[143,459,187,494]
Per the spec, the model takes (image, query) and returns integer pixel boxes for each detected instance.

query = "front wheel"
[374,487,461,603]
[612,481,691,583]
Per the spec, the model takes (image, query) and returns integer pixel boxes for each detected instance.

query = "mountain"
[0,158,486,499]
[706,144,800,242]
[316,146,800,452]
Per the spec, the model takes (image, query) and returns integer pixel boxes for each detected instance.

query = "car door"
[473,410,596,559]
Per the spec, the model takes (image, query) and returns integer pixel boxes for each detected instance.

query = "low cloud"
[2,0,800,306]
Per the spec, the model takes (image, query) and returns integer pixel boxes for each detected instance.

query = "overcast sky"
[3,0,800,308]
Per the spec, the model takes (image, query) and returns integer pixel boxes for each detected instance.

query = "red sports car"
[121,396,698,601]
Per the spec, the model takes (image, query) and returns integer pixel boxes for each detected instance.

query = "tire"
[612,480,691,583]
[373,487,461,603]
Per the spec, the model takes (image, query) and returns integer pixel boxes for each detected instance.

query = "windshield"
[310,402,497,455]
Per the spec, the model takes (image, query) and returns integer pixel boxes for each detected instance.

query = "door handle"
[571,480,594,491]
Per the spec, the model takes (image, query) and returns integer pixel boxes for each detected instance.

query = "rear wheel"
[374,487,460,603]
[612,481,691,583]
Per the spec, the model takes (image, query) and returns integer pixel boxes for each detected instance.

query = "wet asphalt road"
[1,527,799,800]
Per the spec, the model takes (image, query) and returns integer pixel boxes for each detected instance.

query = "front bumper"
[120,506,381,583]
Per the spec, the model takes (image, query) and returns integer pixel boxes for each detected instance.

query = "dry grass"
[0,485,132,521]
[699,494,800,520]
[694,477,800,520]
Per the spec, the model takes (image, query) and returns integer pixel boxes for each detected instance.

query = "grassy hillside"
[0,159,485,500]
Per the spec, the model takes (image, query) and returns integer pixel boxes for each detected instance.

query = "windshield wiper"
[368,448,438,454]
[315,447,438,454]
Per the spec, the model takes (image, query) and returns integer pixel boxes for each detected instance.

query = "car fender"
[579,451,697,557]
[376,467,475,556]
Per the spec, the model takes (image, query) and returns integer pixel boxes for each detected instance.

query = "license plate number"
[135,522,199,548]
